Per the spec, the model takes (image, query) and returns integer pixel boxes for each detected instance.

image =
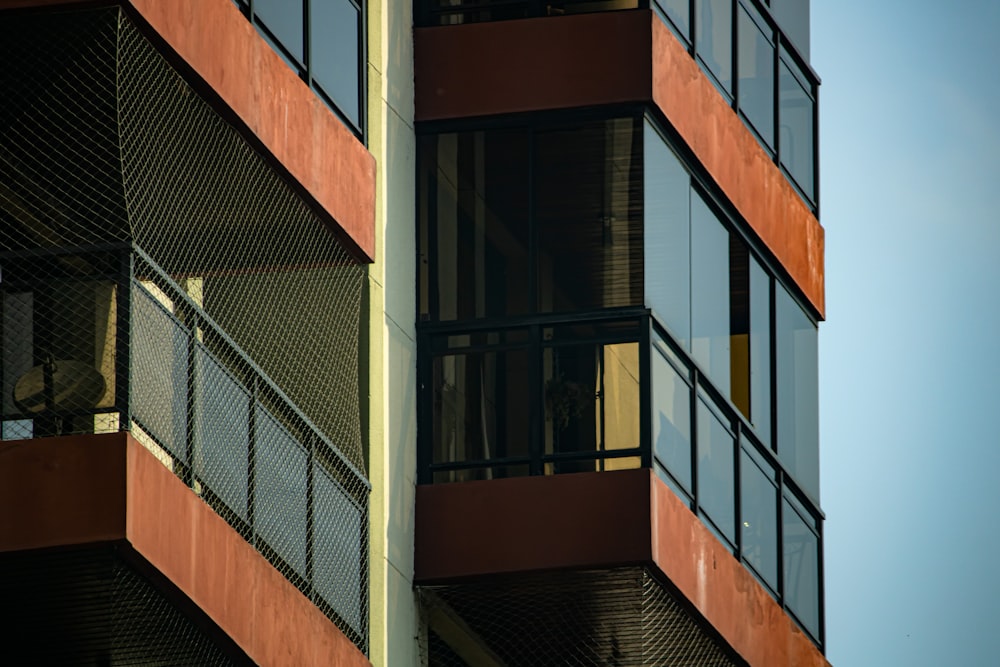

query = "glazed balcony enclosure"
[417,112,823,647]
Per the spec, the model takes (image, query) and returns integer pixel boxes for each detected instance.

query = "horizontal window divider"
[542,447,645,462]
[428,457,533,471]
[418,307,650,335]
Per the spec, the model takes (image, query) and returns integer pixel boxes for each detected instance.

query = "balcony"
[0,244,369,652]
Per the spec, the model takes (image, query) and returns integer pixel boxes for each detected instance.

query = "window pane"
[697,0,733,94]
[783,497,820,639]
[544,341,640,472]
[697,394,735,542]
[535,118,643,313]
[433,347,531,465]
[423,131,531,321]
[738,4,775,148]
[312,0,360,127]
[254,0,304,64]
[775,285,819,499]
[644,120,691,350]
[779,52,815,200]
[657,0,690,41]
[313,462,365,635]
[750,255,771,442]
[691,191,730,394]
[741,447,778,588]
[653,334,692,491]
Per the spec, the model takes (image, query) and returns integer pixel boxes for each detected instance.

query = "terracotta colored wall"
[650,474,831,667]
[414,11,824,317]
[415,470,830,667]
[124,436,370,667]
[0,432,369,666]
[0,0,376,262]
[414,469,653,582]
[650,17,824,317]
[0,432,127,552]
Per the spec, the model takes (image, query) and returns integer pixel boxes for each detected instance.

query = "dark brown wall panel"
[414,470,653,582]
[0,433,127,552]
[415,12,652,121]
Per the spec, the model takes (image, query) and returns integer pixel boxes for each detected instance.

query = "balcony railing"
[418,307,823,649]
[0,244,369,653]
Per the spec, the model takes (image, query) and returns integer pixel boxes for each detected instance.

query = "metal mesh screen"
[420,568,740,666]
[0,545,249,666]
[0,6,368,654]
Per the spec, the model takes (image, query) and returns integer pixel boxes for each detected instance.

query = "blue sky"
[814,1,1000,664]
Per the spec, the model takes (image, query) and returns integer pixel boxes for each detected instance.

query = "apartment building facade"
[0,0,825,665]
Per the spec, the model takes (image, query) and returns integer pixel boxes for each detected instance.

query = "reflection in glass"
[433,347,530,473]
[749,257,771,442]
[254,0,304,64]
[653,334,692,491]
[784,496,820,639]
[779,52,815,201]
[691,192,730,394]
[543,341,640,472]
[644,120,691,350]
[741,448,778,588]
[776,285,819,499]
[421,130,530,321]
[657,0,690,40]
[697,395,735,542]
[697,0,733,94]
[535,119,643,314]
[738,4,775,148]
[313,0,361,127]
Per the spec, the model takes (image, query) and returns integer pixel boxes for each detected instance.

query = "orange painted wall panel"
[650,17,824,316]
[650,474,830,667]
[124,436,370,667]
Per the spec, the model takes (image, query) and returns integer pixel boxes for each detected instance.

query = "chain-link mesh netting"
[0,6,368,654]
[420,568,740,666]
[0,545,250,665]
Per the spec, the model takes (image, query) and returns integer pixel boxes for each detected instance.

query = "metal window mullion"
[528,323,542,476]
[689,367,699,513]
[733,421,742,557]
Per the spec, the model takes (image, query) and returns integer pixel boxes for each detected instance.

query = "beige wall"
[366,0,419,661]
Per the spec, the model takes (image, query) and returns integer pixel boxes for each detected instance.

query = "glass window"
[783,496,820,639]
[696,0,733,95]
[653,331,692,492]
[749,256,771,442]
[779,50,815,201]
[432,347,531,466]
[741,447,778,589]
[697,393,735,543]
[254,0,305,65]
[421,130,531,321]
[775,284,819,499]
[738,3,775,148]
[312,0,361,127]
[657,0,690,41]
[691,191,730,394]
[313,461,365,634]
[543,340,640,473]
[644,120,691,350]
[535,118,643,314]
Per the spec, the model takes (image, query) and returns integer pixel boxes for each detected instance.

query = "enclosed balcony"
[416,111,824,655]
